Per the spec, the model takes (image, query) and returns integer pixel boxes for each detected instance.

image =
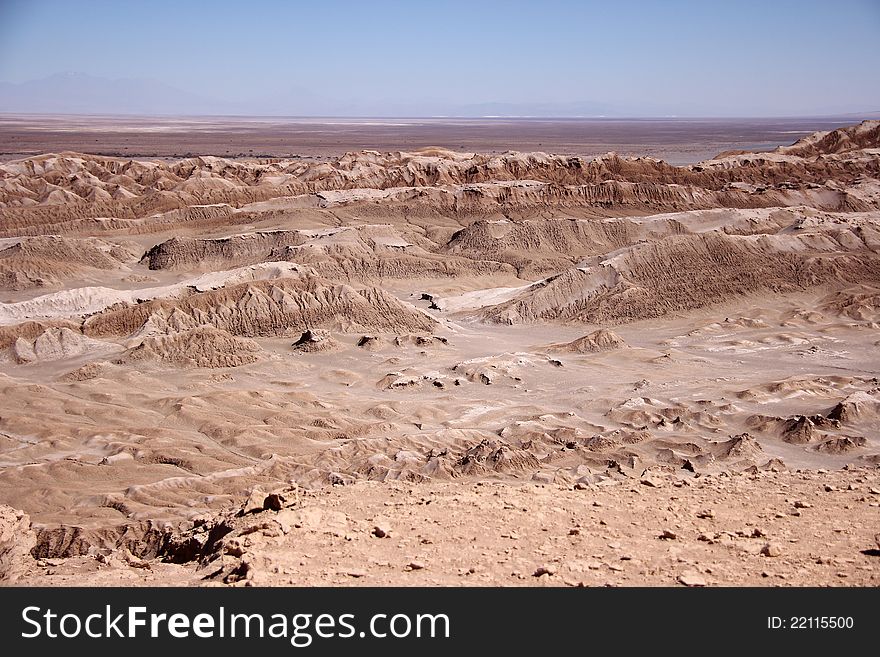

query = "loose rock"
[761,543,782,557]
[678,571,707,587]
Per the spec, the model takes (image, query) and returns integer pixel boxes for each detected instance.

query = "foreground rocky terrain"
[0,120,878,585]
[3,468,878,586]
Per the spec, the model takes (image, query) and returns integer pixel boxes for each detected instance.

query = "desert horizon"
[0,113,873,165]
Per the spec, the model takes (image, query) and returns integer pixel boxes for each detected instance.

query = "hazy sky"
[1,0,879,116]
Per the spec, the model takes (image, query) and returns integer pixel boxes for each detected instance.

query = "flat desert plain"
[0,114,864,163]
[0,117,878,586]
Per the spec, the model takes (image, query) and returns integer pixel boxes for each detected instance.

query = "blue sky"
[1,0,879,116]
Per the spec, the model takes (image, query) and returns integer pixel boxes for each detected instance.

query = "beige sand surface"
[0,120,878,585]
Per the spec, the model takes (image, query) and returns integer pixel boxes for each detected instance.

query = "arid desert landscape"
[0,118,878,586]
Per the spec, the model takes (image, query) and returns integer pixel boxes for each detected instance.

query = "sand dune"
[479,221,880,324]
[547,329,628,353]
[124,326,263,368]
[0,235,139,290]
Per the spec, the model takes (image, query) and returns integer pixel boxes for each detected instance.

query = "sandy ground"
[0,120,878,586]
[9,469,879,587]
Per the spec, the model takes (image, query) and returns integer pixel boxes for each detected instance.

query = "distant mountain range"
[0,73,232,115]
[1,73,878,119]
[0,73,625,116]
